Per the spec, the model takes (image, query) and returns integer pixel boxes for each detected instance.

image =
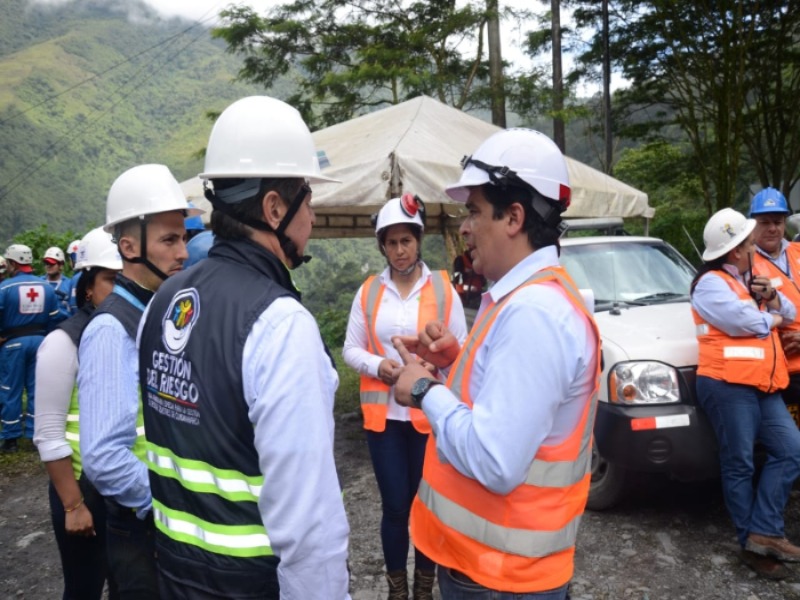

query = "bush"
[332,347,361,415]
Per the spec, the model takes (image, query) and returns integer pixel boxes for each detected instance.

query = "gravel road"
[2,415,800,599]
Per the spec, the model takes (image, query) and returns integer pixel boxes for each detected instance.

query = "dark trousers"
[105,499,159,599]
[49,476,118,599]
[366,419,435,572]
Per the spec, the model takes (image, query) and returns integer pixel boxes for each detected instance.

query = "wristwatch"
[410,378,442,409]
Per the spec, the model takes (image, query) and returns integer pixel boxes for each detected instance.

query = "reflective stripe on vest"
[754,247,800,373]
[411,266,601,592]
[65,386,82,479]
[359,270,453,433]
[692,270,788,393]
[152,498,273,559]
[133,389,147,462]
[146,441,263,502]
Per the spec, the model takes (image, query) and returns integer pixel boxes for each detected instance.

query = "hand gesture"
[378,358,401,385]
[392,336,440,406]
[392,320,461,369]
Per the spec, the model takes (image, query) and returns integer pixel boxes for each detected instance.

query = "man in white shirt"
[393,128,601,599]
[137,96,350,599]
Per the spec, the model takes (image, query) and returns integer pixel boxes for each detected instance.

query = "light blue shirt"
[691,264,795,338]
[78,296,150,517]
[755,239,791,276]
[422,246,599,495]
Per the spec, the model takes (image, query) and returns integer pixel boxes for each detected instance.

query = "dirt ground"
[3,414,800,600]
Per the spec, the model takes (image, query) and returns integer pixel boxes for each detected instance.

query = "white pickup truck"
[559,225,718,510]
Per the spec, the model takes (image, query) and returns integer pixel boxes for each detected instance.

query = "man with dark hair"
[78,163,195,598]
[138,96,350,599]
[393,128,601,599]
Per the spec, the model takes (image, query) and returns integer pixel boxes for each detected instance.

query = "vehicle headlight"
[609,361,680,405]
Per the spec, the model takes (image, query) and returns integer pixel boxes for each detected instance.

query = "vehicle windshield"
[560,241,696,311]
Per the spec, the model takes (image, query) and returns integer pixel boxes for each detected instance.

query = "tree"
[213,0,512,129]
[563,0,800,214]
[613,141,705,263]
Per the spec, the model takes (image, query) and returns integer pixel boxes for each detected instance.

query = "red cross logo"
[26,288,39,302]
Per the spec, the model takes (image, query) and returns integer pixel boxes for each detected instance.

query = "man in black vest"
[78,164,198,598]
[138,96,351,599]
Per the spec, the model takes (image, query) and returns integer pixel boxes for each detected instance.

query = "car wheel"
[587,443,629,511]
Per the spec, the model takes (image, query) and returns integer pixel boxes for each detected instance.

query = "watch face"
[412,378,430,398]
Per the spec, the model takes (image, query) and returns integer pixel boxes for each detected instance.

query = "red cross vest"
[753,244,800,374]
[692,270,788,393]
[359,270,453,433]
[410,266,601,593]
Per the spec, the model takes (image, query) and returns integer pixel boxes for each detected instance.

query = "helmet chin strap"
[387,256,420,277]
[120,218,170,283]
[205,182,312,270]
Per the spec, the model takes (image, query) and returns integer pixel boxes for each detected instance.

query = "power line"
[0,11,219,203]
[0,9,220,126]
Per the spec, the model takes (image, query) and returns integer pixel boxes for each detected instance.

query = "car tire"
[587,443,629,511]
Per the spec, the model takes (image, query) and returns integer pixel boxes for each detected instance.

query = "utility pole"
[551,0,565,153]
[487,0,506,127]
[602,0,613,174]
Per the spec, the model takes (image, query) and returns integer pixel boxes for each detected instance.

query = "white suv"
[559,229,718,510]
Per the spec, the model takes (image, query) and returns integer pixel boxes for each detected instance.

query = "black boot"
[385,569,409,600]
[412,569,436,600]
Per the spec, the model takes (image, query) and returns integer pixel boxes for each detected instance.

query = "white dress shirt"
[243,296,351,599]
[343,263,468,421]
[422,246,599,495]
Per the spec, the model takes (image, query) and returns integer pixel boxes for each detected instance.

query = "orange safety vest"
[410,266,601,593]
[753,244,800,374]
[359,270,453,433]
[692,270,788,393]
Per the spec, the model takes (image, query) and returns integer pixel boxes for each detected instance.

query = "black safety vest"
[139,237,295,597]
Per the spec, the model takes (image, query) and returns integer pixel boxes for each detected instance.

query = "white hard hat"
[446,128,571,209]
[199,96,338,185]
[104,164,202,233]
[702,208,756,261]
[44,246,65,263]
[4,244,33,265]
[375,194,425,236]
[67,239,81,255]
[0,255,6,274]
[75,227,123,271]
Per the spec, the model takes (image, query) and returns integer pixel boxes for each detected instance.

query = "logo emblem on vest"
[162,288,200,354]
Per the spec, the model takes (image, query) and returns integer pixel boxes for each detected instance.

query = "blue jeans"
[366,419,434,572]
[49,476,117,599]
[438,566,570,599]
[105,500,159,599]
[696,376,800,547]
[0,335,43,439]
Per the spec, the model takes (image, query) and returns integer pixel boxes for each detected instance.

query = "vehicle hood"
[594,302,698,369]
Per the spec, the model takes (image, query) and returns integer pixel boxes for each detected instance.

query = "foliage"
[560,0,800,214]
[0,0,269,246]
[10,223,82,277]
[332,348,361,415]
[212,0,532,129]
[612,141,706,264]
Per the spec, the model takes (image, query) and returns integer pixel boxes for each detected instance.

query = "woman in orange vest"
[343,194,467,599]
[691,207,800,580]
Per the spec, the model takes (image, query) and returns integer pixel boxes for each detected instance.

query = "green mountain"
[0,0,274,245]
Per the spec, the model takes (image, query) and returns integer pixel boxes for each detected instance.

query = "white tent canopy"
[181,96,652,238]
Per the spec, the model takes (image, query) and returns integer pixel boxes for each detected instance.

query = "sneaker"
[746,533,800,562]
[740,550,791,580]
[1,438,19,453]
